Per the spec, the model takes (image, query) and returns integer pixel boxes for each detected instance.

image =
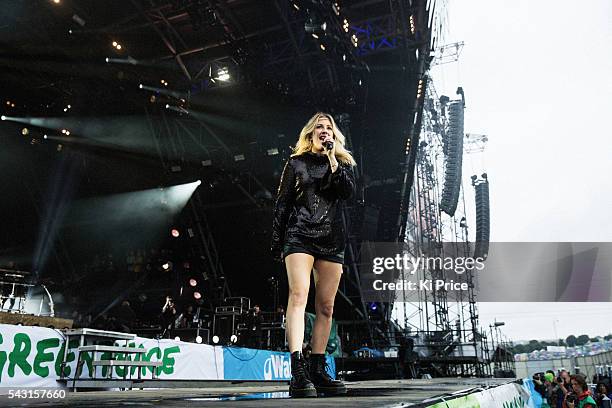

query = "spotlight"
[196,335,203,344]
[333,2,340,15]
[171,228,180,238]
[343,19,350,33]
[52,0,60,4]
[43,135,48,139]
[193,291,202,300]
[320,44,326,51]
[65,131,70,135]
[0,116,5,121]
[174,336,181,341]
[312,33,319,39]
[305,19,327,34]
[342,54,346,61]
[230,334,238,344]
[112,41,118,47]
[21,128,29,136]
[212,335,220,344]
[165,104,170,109]
[105,57,109,63]
[161,261,173,271]
[196,179,202,186]
[216,67,230,82]
[116,44,122,50]
[5,101,10,105]
[189,278,197,287]
[72,14,86,27]
[139,84,143,89]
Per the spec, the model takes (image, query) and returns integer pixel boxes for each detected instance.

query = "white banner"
[0,324,223,391]
[474,382,531,408]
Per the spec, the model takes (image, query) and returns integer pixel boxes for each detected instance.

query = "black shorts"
[282,244,345,265]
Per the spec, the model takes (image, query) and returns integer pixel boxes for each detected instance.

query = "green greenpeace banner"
[426,394,480,408]
[0,324,222,390]
[425,382,530,408]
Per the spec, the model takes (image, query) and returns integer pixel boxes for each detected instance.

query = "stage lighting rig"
[305,17,327,34]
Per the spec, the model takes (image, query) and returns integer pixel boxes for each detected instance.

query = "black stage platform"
[0,378,514,407]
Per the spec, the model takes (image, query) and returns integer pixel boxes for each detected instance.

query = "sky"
[428,0,612,341]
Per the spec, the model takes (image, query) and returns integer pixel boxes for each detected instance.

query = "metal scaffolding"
[395,80,491,377]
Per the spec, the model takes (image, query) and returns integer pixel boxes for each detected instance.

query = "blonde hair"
[291,112,357,166]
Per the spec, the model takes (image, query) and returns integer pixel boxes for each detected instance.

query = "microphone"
[323,140,334,151]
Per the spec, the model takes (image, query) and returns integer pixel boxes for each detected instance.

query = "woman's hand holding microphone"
[323,139,339,173]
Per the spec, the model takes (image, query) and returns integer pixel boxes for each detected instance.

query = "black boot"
[308,353,347,396]
[289,351,317,398]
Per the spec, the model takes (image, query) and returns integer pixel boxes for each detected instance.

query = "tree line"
[510,334,612,354]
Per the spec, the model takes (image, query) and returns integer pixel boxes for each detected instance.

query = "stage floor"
[0,378,513,407]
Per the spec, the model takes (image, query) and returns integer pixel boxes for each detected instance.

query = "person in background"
[243,305,264,348]
[533,372,552,408]
[178,305,195,328]
[595,383,612,408]
[160,296,177,338]
[115,300,136,333]
[545,370,562,408]
[558,369,573,408]
[565,374,597,408]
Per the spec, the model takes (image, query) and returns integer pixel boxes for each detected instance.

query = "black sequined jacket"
[271,151,355,260]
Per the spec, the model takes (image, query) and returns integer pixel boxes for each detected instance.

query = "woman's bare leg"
[285,253,315,353]
[311,260,343,354]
